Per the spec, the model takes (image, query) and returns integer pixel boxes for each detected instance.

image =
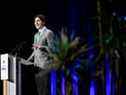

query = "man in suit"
[26,14,57,95]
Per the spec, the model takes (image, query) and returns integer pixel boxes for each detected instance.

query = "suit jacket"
[30,26,55,69]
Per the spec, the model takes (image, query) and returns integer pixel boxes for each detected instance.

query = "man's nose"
[35,23,39,25]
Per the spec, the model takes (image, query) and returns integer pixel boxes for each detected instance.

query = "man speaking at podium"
[25,14,56,95]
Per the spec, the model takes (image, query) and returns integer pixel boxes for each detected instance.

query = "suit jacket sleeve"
[46,31,56,53]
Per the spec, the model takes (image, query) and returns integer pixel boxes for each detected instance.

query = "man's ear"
[43,22,45,26]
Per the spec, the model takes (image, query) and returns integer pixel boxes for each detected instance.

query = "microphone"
[10,41,27,57]
[114,49,120,58]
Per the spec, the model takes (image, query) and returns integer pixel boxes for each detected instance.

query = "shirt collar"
[38,26,46,33]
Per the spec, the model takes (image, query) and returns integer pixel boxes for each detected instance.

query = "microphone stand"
[10,41,26,57]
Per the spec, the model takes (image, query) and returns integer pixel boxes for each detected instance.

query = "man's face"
[34,17,45,29]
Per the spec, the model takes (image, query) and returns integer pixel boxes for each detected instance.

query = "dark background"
[0,0,125,55]
[0,0,126,95]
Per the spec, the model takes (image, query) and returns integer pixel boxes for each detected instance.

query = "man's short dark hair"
[34,14,46,23]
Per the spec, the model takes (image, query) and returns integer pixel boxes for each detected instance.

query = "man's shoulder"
[45,27,54,35]
[45,27,53,33]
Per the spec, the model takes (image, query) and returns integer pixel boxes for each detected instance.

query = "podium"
[0,53,37,95]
